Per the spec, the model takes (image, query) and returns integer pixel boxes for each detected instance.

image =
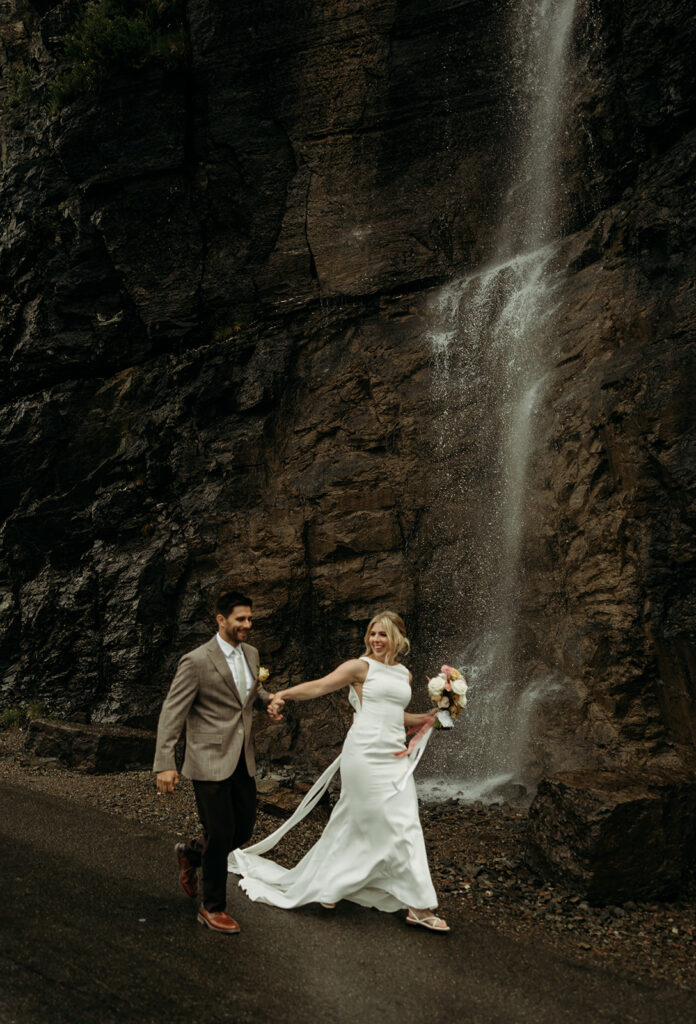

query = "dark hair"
[216,591,253,618]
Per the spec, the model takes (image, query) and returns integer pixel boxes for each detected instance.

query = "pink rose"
[441,664,454,675]
[440,696,450,707]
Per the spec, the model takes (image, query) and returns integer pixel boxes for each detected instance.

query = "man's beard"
[227,626,248,645]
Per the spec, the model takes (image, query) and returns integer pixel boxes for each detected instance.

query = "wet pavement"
[1,780,693,1024]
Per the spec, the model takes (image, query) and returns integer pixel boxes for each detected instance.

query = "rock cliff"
[1,0,694,780]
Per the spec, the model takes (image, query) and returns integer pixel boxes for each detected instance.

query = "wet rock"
[255,773,288,796]
[486,782,531,806]
[528,769,696,901]
[253,721,298,764]
[256,789,305,816]
[0,0,694,790]
[23,718,156,773]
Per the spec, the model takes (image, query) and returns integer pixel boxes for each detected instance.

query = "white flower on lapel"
[257,667,270,682]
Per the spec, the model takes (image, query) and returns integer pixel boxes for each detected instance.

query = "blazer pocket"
[189,732,223,745]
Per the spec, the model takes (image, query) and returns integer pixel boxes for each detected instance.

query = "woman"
[228,610,449,932]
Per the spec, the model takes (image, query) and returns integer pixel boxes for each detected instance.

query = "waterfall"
[419,0,578,804]
[500,0,580,256]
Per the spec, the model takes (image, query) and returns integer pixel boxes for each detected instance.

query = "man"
[154,590,280,933]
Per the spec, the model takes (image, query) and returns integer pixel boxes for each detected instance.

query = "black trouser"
[185,757,257,912]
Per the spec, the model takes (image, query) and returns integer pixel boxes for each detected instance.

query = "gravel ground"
[3,727,695,991]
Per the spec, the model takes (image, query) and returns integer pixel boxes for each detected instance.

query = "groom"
[154,590,280,933]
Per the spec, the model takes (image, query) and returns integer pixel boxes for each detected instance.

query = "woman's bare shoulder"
[340,657,369,681]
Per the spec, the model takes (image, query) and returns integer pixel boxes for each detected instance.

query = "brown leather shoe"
[197,907,240,933]
[174,842,199,898]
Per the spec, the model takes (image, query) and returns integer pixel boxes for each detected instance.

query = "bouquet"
[427,664,468,729]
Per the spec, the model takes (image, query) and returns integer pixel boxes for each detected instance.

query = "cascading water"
[418,0,578,804]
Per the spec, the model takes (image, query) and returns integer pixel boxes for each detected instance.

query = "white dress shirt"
[216,634,255,701]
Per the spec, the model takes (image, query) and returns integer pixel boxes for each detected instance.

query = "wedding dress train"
[228,656,437,911]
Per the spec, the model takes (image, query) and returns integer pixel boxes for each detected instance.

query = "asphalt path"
[1,781,693,1024]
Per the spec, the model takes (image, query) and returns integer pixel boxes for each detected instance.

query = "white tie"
[230,647,246,700]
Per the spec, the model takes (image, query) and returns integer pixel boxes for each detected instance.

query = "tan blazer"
[153,636,271,781]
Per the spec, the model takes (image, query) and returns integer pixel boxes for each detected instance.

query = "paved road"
[1,781,692,1024]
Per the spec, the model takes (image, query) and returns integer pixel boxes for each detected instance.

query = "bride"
[228,610,449,932]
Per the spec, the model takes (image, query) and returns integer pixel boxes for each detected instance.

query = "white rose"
[427,675,446,697]
[451,680,468,696]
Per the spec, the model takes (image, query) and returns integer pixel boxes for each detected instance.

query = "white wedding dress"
[228,656,438,911]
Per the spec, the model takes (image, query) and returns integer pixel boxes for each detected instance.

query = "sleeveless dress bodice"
[228,656,437,912]
[347,657,413,753]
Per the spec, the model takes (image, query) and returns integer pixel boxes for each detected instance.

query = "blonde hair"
[362,610,410,665]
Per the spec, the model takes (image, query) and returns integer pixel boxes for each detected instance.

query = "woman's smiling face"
[368,623,390,661]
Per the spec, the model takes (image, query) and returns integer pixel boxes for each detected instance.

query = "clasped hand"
[267,694,285,721]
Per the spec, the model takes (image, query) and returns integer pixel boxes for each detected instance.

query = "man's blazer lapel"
[205,637,243,705]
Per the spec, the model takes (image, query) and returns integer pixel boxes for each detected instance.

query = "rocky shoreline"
[3,727,694,992]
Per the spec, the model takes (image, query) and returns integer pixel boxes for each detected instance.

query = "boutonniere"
[257,666,270,683]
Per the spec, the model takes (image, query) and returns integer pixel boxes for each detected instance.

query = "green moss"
[1,68,34,111]
[0,708,26,730]
[0,702,50,729]
[47,0,188,111]
[212,319,256,341]
[26,701,49,722]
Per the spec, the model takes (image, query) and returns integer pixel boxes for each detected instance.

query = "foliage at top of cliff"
[49,0,187,107]
[2,0,187,112]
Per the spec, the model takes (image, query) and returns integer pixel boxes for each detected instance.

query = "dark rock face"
[0,1,695,791]
[23,718,156,771]
[0,0,514,745]
[528,769,696,901]
[517,117,696,773]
